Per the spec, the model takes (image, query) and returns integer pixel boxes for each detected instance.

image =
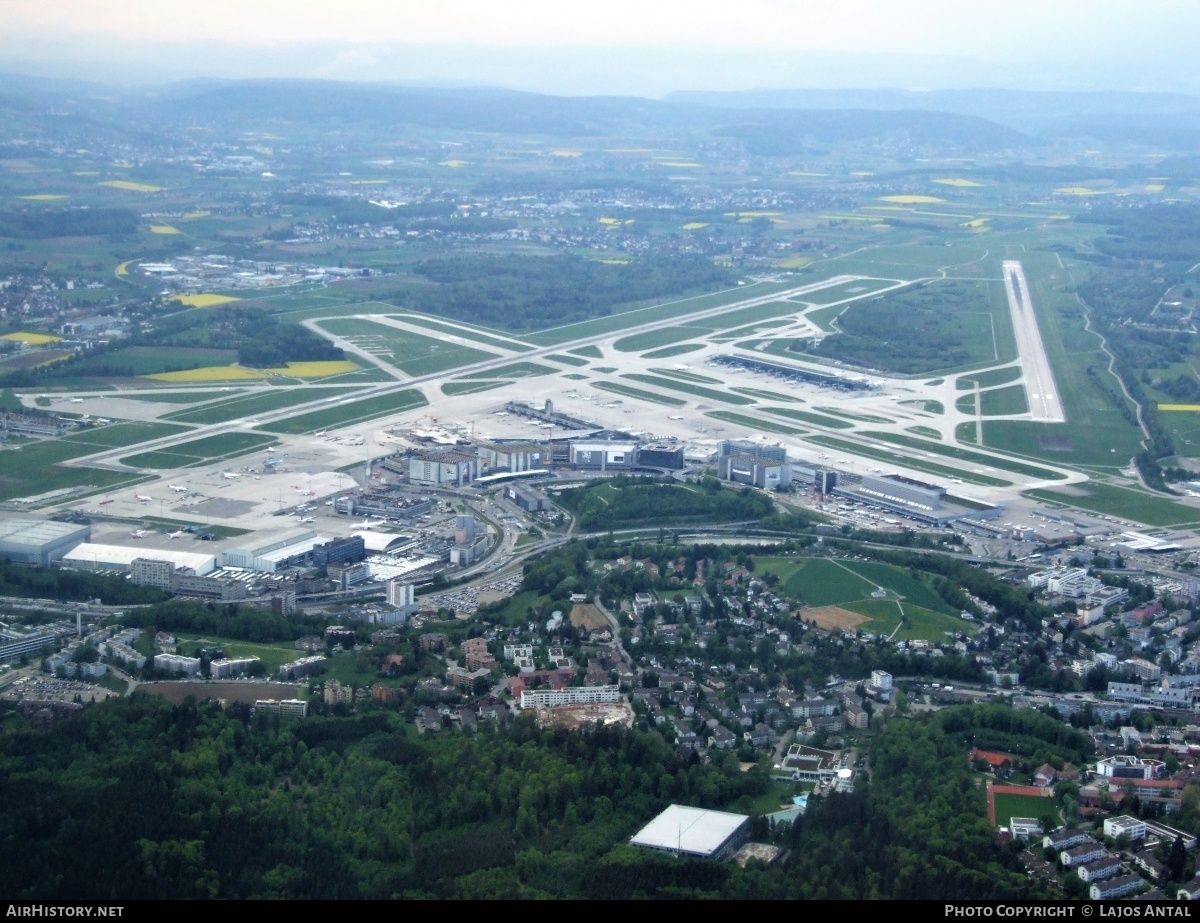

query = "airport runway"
[1002,260,1064,423]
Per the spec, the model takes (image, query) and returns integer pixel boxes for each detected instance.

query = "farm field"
[121,432,278,469]
[163,386,363,424]
[318,318,497,376]
[257,388,428,434]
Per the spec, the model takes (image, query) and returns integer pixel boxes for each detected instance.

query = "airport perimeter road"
[1002,260,1065,423]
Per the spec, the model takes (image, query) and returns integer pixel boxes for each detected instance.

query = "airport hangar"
[629,804,751,861]
[0,519,92,566]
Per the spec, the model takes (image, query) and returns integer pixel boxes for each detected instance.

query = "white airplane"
[360,518,385,530]
[168,530,185,539]
[294,487,314,496]
[134,494,153,502]
[222,472,240,479]
[168,484,188,493]
[314,430,328,437]
[300,517,315,523]
[130,529,147,538]
[70,398,84,404]
[669,415,684,420]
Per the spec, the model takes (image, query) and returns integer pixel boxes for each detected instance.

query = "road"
[1002,260,1065,424]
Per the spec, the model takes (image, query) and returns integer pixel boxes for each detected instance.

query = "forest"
[0,693,1049,899]
[0,561,168,606]
[393,253,734,330]
[554,475,775,531]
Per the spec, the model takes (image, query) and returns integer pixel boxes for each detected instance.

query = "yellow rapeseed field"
[149,225,181,235]
[148,367,270,382]
[932,178,984,187]
[99,180,164,193]
[274,361,360,377]
[115,261,133,277]
[19,194,66,201]
[438,160,470,168]
[599,259,630,265]
[172,294,241,308]
[681,222,708,230]
[0,332,61,345]
[1145,184,1166,192]
[879,195,945,204]
[961,218,989,228]
[788,171,827,177]
[183,211,210,219]
[655,161,701,168]
[598,217,621,225]
[146,360,360,382]
[550,150,582,157]
[1158,404,1200,413]
[1054,187,1106,196]
[73,171,99,176]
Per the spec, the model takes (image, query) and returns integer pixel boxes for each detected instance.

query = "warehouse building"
[569,439,638,471]
[63,543,216,575]
[0,519,91,566]
[222,529,322,573]
[630,805,751,861]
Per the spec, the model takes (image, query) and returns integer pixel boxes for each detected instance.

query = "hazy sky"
[2,0,1198,95]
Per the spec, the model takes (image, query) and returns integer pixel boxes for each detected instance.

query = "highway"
[1002,260,1065,424]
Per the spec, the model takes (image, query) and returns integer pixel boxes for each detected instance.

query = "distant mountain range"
[1,75,1197,152]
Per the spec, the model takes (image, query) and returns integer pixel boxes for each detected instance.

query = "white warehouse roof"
[629,805,749,858]
[61,543,217,575]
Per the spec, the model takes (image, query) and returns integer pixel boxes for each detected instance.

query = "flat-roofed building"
[154,653,201,676]
[477,441,547,475]
[409,450,478,486]
[0,519,91,566]
[630,805,750,861]
[222,529,321,573]
[64,543,216,576]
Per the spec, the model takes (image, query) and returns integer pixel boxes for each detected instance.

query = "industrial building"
[63,543,216,575]
[569,439,638,471]
[832,473,1002,525]
[408,449,479,486]
[0,519,91,566]
[718,453,791,490]
[312,535,366,568]
[629,805,751,861]
[222,529,322,573]
[0,627,58,663]
[638,443,685,470]
[476,441,548,475]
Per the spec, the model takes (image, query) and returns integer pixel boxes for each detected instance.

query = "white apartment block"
[519,685,622,709]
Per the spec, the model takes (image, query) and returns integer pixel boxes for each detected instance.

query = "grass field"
[568,346,603,358]
[756,555,968,641]
[861,431,1064,480]
[98,180,163,193]
[762,407,855,429]
[121,432,277,469]
[258,388,428,434]
[807,434,1012,487]
[648,367,724,385]
[1027,483,1200,527]
[613,325,715,352]
[525,279,801,346]
[991,792,1057,831]
[980,385,1029,416]
[0,436,153,502]
[388,314,533,352]
[621,374,753,405]
[730,387,804,403]
[957,366,1022,389]
[318,318,497,376]
[642,343,705,359]
[174,634,301,673]
[705,411,804,435]
[163,386,363,424]
[592,382,686,406]
[75,346,238,376]
[545,354,589,367]
[442,380,510,396]
[120,390,245,404]
[460,362,556,379]
[60,422,193,450]
[797,279,900,305]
